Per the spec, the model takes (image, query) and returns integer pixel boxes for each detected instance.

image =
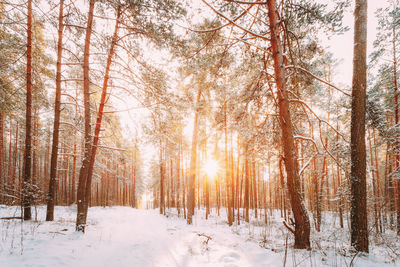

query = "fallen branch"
[48,231,66,235]
[283,221,295,234]
[197,233,212,244]
[0,216,23,220]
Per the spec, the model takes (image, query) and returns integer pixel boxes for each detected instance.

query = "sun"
[202,158,220,177]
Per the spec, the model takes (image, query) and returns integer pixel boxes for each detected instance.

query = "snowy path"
[1,206,397,267]
[0,206,277,267]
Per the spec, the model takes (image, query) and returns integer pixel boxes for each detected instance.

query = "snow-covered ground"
[0,205,398,267]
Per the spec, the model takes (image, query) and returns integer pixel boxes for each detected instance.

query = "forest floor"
[0,205,398,267]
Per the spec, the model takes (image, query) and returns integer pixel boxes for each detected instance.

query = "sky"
[326,0,389,87]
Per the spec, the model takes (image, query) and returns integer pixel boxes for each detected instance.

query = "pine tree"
[350,0,369,253]
[46,0,65,222]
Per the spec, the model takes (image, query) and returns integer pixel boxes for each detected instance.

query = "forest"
[0,0,399,266]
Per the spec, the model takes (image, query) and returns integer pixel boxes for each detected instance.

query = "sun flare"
[202,158,220,178]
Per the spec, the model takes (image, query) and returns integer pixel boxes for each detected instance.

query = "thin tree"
[76,0,95,232]
[84,4,121,222]
[23,0,33,220]
[350,0,369,253]
[187,88,202,224]
[266,0,311,249]
[46,0,65,221]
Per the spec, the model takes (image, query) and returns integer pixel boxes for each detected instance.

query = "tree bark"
[160,141,165,215]
[187,88,202,224]
[266,0,310,249]
[46,0,64,221]
[71,142,77,204]
[392,13,400,235]
[76,0,95,232]
[350,0,369,253]
[244,145,249,223]
[133,145,137,208]
[224,101,233,225]
[83,5,121,221]
[0,112,4,203]
[23,0,33,220]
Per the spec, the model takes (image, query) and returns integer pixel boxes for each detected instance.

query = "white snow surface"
[0,205,398,267]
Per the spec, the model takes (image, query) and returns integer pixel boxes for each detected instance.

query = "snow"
[0,205,398,267]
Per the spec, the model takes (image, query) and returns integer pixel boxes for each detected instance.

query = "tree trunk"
[133,145,137,208]
[46,0,64,221]
[0,112,4,203]
[71,142,77,204]
[230,133,235,224]
[350,0,369,253]
[12,123,18,191]
[266,0,311,249]
[244,145,249,223]
[368,130,379,233]
[252,160,258,219]
[224,101,233,225]
[76,0,95,232]
[392,13,400,235]
[160,141,165,215]
[83,5,121,222]
[187,88,202,224]
[236,136,240,225]
[8,119,12,187]
[373,130,382,233]
[177,133,181,215]
[23,0,33,220]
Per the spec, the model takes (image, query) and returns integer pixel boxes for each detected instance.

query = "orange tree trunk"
[84,5,121,221]
[266,0,310,249]
[187,88,202,224]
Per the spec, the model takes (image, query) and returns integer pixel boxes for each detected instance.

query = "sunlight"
[182,118,194,140]
[141,192,153,209]
[202,158,220,178]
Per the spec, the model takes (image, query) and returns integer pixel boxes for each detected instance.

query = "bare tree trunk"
[312,157,320,232]
[183,158,186,219]
[23,0,33,220]
[224,101,233,225]
[133,145,137,208]
[266,0,310,249]
[32,107,38,187]
[177,132,181,215]
[373,130,382,232]
[392,13,400,235]
[368,130,379,233]
[187,88,202,224]
[76,0,95,232]
[236,136,240,225]
[0,112,4,203]
[230,134,235,224]
[252,160,258,219]
[160,141,165,215]
[84,5,121,222]
[350,0,369,253]
[46,0,64,221]
[8,119,12,187]
[244,145,249,223]
[12,123,18,191]
[71,142,77,204]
